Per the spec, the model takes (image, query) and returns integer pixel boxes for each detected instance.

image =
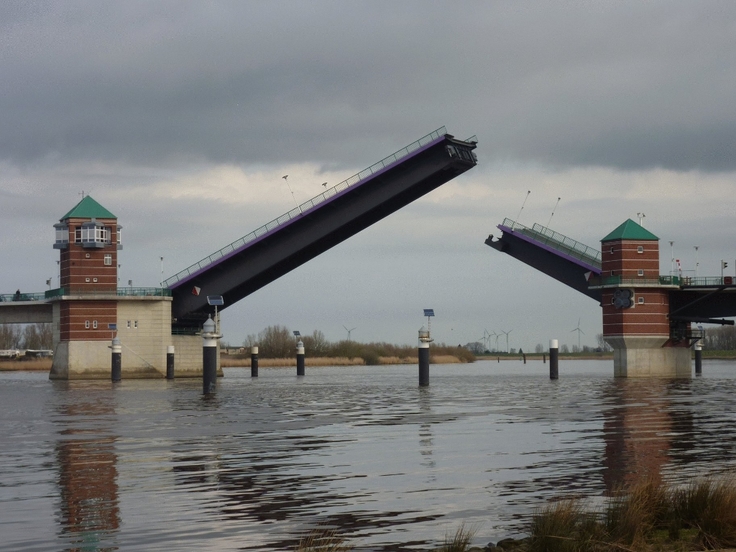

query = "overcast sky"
[1,1,735,351]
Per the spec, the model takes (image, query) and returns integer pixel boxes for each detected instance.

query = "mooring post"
[166,345,175,380]
[111,337,122,382]
[549,339,559,380]
[296,340,305,376]
[418,329,430,387]
[202,316,219,394]
[694,342,702,376]
[251,346,259,378]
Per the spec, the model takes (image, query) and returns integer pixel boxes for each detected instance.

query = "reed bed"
[221,355,466,368]
[0,359,51,371]
[526,475,736,551]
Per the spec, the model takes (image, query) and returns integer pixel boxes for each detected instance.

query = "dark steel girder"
[668,286,736,321]
[170,134,477,328]
[485,231,602,303]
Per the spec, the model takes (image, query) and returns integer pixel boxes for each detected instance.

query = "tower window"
[638,297,645,304]
[637,246,644,253]
[80,220,110,249]
[104,254,112,266]
[85,320,90,329]
[93,320,98,329]
[638,269,644,276]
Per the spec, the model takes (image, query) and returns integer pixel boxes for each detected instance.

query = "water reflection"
[55,389,120,551]
[5,362,736,551]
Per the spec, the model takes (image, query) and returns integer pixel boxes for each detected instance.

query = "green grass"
[295,528,352,552]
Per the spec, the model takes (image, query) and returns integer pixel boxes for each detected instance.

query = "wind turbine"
[500,329,512,353]
[343,325,356,341]
[571,318,585,351]
[486,329,497,352]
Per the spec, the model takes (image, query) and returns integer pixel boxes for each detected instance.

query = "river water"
[2,359,736,551]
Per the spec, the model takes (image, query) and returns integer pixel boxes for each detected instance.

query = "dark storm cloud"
[1,1,735,171]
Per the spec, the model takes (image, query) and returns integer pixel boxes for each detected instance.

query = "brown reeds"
[0,359,52,371]
[526,475,736,552]
[437,523,477,552]
[295,527,352,552]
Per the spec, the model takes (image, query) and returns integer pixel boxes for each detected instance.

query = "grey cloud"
[2,1,736,173]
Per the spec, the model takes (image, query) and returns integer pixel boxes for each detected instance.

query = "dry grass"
[527,475,736,552]
[0,359,52,371]
[221,355,466,367]
[430,354,463,364]
[295,528,352,552]
[437,523,477,552]
[221,356,367,367]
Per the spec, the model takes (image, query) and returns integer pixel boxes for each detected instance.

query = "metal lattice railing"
[163,126,448,288]
[501,218,602,267]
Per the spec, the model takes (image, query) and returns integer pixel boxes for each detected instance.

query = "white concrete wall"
[49,297,223,379]
[607,335,692,378]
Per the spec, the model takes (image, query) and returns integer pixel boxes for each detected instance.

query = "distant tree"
[302,330,329,356]
[561,344,570,354]
[465,341,484,355]
[0,325,22,349]
[535,343,544,353]
[596,333,612,352]
[243,333,258,349]
[257,325,293,358]
[22,324,52,349]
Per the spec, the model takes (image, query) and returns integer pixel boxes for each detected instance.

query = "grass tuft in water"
[295,527,352,552]
[437,523,477,552]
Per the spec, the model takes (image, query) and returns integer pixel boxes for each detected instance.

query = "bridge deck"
[168,127,478,328]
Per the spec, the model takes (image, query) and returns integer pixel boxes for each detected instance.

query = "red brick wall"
[59,301,117,341]
[602,239,660,280]
[602,289,670,337]
[59,217,118,293]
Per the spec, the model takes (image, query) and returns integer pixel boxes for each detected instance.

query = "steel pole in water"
[251,346,259,378]
[296,341,305,376]
[202,317,219,394]
[549,339,559,380]
[418,342,430,387]
[111,337,122,382]
[166,345,175,380]
[694,342,702,376]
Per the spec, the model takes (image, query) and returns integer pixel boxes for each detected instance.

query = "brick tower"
[50,196,122,378]
[598,219,690,377]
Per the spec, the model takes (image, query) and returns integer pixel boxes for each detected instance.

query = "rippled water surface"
[2,360,736,551]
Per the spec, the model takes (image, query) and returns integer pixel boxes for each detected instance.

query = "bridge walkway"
[167,127,478,329]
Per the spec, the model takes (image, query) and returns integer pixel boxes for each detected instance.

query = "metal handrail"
[0,287,172,302]
[501,218,602,267]
[163,126,449,288]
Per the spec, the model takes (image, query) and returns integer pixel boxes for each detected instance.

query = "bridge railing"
[587,275,682,287]
[1,288,172,301]
[502,218,602,268]
[163,126,449,288]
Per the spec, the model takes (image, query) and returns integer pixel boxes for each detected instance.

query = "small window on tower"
[638,297,645,305]
[134,321,138,329]
[93,320,98,329]
[127,320,131,328]
[637,246,644,253]
[638,269,644,276]
[610,247,614,254]
[85,320,90,329]
[104,254,112,266]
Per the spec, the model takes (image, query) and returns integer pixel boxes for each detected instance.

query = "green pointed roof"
[601,219,658,242]
[60,196,116,221]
